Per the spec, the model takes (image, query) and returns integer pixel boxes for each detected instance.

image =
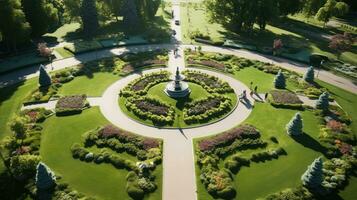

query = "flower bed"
[55,95,88,116]
[183,95,232,124]
[71,124,162,198]
[183,70,233,94]
[187,59,227,72]
[125,96,175,125]
[121,59,166,74]
[20,108,53,123]
[269,90,303,109]
[120,71,170,97]
[198,124,261,152]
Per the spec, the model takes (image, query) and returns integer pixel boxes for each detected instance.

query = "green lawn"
[40,107,162,200]
[54,47,74,59]
[195,103,324,200]
[119,82,237,128]
[180,2,357,65]
[0,79,37,139]
[58,72,120,96]
[233,67,299,93]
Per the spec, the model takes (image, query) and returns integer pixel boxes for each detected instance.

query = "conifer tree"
[274,70,286,89]
[81,0,99,37]
[304,66,315,83]
[286,112,303,136]
[36,162,56,190]
[301,157,324,189]
[39,65,51,87]
[315,92,329,112]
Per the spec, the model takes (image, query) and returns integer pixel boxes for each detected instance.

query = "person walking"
[250,81,253,90]
[264,92,268,100]
[254,86,258,93]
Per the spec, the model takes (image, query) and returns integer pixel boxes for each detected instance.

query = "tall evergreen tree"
[36,162,56,190]
[81,0,99,37]
[315,92,329,111]
[21,0,59,37]
[301,157,324,189]
[304,66,315,83]
[0,0,31,52]
[39,65,52,87]
[122,0,140,30]
[274,70,286,89]
[286,112,303,136]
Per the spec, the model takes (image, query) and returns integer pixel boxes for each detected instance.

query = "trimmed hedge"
[269,90,303,110]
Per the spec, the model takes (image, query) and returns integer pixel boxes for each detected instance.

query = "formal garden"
[0,0,357,200]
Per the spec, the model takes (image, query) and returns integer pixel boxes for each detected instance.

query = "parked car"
[175,20,180,25]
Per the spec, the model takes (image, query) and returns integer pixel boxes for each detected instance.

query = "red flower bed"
[141,138,160,150]
[135,100,170,116]
[198,124,260,152]
[55,95,87,115]
[187,59,225,71]
[270,90,302,104]
[327,120,344,133]
[122,59,165,73]
[98,125,160,150]
[131,74,168,91]
[187,98,221,116]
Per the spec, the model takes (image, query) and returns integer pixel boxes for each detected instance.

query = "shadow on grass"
[291,132,327,155]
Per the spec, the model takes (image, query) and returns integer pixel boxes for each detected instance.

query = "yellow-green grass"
[195,103,323,200]
[119,82,237,128]
[233,67,299,93]
[58,72,120,96]
[54,47,74,59]
[40,107,162,200]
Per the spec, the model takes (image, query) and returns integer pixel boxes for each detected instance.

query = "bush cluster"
[224,155,250,173]
[200,169,236,199]
[183,95,232,124]
[125,96,175,125]
[55,95,89,116]
[20,108,53,123]
[250,148,287,162]
[23,85,59,105]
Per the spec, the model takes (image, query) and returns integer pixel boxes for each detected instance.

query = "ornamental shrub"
[301,157,324,189]
[304,66,315,83]
[315,92,329,112]
[274,70,286,89]
[39,64,51,87]
[36,162,56,190]
[286,112,303,136]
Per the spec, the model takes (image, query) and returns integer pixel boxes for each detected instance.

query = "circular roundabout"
[99,67,255,139]
[118,68,238,128]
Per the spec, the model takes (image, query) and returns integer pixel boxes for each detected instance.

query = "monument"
[164,67,191,98]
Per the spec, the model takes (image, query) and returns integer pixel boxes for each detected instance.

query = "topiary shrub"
[286,112,303,136]
[39,64,52,87]
[274,70,286,89]
[315,92,329,112]
[36,162,56,190]
[303,66,315,83]
[301,157,324,189]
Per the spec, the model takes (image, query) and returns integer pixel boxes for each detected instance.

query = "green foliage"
[274,70,286,89]
[315,92,329,111]
[0,0,31,51]
[315,0,349,24]
[39,65,52,87]
[10,154,41,179]
[9,115,29,140]
[21,0,59,37]
[286,112,303,136]
[304,66,315,83]
[81,0,99,37]
[301,157,324,189]
[36,162,56,190]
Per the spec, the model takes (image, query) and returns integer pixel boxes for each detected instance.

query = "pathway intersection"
[3,1,356,200]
